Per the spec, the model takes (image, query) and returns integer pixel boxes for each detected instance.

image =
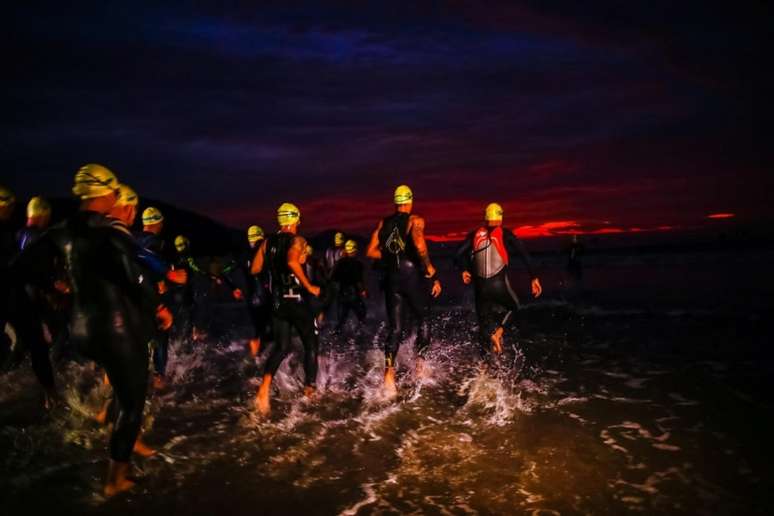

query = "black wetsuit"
[332,256,367,330]
[242,245,271,343]
[171,251,205,342]
[136,231,172,377]
[378,212,432,367]
[455,226,535,357]
[14,211,157,462]
[263,232,318,387]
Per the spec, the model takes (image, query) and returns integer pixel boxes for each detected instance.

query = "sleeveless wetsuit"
[378,212,431,367]
[263,232,319,387]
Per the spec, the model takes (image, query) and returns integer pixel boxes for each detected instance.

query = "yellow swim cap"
[334,231,345,247]
[0,186,16,207]
[27,196,51,218]
[485,202,504,222]
[277,202,300,226]
[115,184,139,207]
[344,239,357,255]
[394,185,413,205]
[247,225,264,245]
[174,235,190,252]
[72,164,119,200]
[142,206,164,225]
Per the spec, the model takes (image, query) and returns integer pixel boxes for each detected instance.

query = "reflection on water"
[1,305,772,515]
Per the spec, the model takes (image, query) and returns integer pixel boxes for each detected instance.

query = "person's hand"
[166,269,188,285]
[461,271,472,284]
[157,280,168,295]
[308,285,321,298]
[156,304,173,330]
[232,288,244,301]
[425,264,437,279]
[531,278,543,298]
[431,279,442,298]
[360,290,368,298]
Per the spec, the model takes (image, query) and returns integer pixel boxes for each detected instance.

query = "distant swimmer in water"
[565,233,585,283]
[332,239,367,333]
[366,185,442,396]
[17,196,52,251]
[252,203,321,415]
[13,165,160,496]
[455,203,542,357]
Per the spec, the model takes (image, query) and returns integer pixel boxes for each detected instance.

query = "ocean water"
[1,248,773,515]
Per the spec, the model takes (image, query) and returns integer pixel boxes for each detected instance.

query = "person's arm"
[454,231,475,284]
[356,261,367,296]
[409,215,441,297]
[366,221,383,260]
[409,215,436,278]
[287,236,319,296]
[250,239,267,275]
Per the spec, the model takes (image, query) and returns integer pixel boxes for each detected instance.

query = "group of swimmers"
[0,164,542,497]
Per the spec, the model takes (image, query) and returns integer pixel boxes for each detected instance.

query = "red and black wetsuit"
[263,232,319,387]
[455,226,535,357]
[378,212,432,367]
[14,210,158,462]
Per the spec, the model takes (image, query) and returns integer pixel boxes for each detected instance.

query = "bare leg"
[255,373,272,415]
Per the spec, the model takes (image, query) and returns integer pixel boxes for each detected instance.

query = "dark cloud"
[3,1,771,236]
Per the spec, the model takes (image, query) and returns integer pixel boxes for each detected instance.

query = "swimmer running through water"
[252,203,321,415]
[366,185,442,396]
[14,165,160,497]
[455,203,542,356]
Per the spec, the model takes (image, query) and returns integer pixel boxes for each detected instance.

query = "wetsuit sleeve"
[453,232,475,272]
[503,229,535,278]
[356,261,366,292]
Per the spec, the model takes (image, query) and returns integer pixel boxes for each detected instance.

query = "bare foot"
[153,374,166,391]
[490,327,504,354]
[95,407,108,425]
[104,461,136,497]
[384,367,397,397]
[133,439,156,457]
[255,374,272,415]
[248,338,261,357]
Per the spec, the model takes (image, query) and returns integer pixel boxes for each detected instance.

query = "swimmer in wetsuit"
[17,196,52,251]
[13,165,159,496]
[137,207,178,389]
[455,203,542,357]
[366,185,442,396]
[172,235,206,345]
[243,225,271,356]
[252,203,321,415]
[332,240,367,332]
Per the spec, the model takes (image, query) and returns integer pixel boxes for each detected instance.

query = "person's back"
[333,256,364,295]
[19,210,156,353]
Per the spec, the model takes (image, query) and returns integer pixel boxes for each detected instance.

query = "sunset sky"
[4,2,772,239]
